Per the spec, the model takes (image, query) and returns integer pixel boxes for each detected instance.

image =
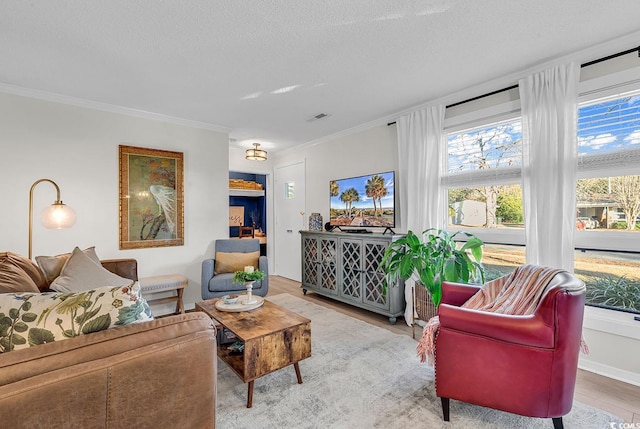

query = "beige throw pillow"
[0,260,40,293]
[49,247,132,292]
[214,251,259,275]
[36,247,101,285]
[0,252,47,293]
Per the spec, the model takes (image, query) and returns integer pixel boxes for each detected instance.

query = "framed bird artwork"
[119,145,184,249]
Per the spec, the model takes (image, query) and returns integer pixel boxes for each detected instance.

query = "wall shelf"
[229,189,265,197]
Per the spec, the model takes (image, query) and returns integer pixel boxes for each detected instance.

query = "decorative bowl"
[222,294,240,305]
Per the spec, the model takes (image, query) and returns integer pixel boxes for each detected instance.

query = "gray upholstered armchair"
[201,239,269,300]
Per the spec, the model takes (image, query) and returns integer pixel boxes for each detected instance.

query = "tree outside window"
[447,119,523,229]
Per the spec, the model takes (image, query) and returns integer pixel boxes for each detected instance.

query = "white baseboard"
[579,358,640,387]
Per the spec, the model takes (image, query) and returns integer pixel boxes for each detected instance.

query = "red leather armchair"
[435,271,586,429]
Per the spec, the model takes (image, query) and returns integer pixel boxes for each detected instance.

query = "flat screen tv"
[329,171,395,228]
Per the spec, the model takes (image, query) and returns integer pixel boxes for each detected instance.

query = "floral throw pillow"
[0,282,153,353]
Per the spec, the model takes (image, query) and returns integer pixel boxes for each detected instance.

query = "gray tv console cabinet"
[300,230,405,324]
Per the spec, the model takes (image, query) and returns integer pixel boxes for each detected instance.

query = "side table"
[195,298,311,408]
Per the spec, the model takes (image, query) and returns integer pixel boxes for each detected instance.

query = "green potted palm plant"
[380,228,485,308]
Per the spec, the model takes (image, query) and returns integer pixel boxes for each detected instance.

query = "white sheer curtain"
[397,105,446,232]
[396,104,445,325]
[519,62,580,270]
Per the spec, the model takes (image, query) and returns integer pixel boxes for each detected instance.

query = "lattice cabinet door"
[301,235,320,288]
[339,238,363,303]
[362,239,390,310]
[319,237,338,295]
[300,231,405,325]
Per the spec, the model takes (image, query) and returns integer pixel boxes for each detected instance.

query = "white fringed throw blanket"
[417,265,588,364]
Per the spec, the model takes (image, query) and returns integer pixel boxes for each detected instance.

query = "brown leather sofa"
[0,257,217,429]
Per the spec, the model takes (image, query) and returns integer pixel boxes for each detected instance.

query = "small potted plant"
[232,266,266,284]
[380,229,484,308]
[233,266,266,304]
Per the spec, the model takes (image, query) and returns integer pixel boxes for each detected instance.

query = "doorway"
[274,161,305,281]
[229,172,267,255]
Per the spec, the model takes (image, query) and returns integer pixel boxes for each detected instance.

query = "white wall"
[580,307,640,386]
[274,124,401,233]
[0,92,229,311]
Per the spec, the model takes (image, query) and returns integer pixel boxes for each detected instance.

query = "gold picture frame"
[119,145,184,249]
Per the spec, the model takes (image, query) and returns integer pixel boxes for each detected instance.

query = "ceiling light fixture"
[245,143,267,161]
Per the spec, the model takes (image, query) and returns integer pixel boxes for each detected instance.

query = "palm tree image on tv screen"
[329,171,395,227]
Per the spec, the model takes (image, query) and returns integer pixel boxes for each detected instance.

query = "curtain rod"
[581,45,640,68]
[387,44,640,126]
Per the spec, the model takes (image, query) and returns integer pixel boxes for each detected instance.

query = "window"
[578,91,640,157]
[285,182,295,199]
[575,248,640,313]
[576,89,640,313]
[481,243,526,281]
[445,118,524,233]
[576,176,640,230]
[440,56,640,338]
[440,60,640,318]
[447,119,522,173]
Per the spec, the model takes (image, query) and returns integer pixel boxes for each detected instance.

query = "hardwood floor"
[267,275,640,424]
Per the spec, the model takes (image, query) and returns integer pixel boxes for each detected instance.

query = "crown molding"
[0,82,231,133]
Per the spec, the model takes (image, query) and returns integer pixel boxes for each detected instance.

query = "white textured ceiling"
[1,1,639,154]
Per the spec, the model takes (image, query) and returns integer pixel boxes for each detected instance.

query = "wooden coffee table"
[195,298,311,408]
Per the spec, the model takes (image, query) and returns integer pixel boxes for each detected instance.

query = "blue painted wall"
[229,172,267,237]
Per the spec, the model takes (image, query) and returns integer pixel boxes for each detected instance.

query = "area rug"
[216,293,623,429]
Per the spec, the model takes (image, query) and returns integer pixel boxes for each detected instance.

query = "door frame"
[274,159,306,279]
[228,170,275,273]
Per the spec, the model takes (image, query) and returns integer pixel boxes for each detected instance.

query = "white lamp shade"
[41,203,77,229]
